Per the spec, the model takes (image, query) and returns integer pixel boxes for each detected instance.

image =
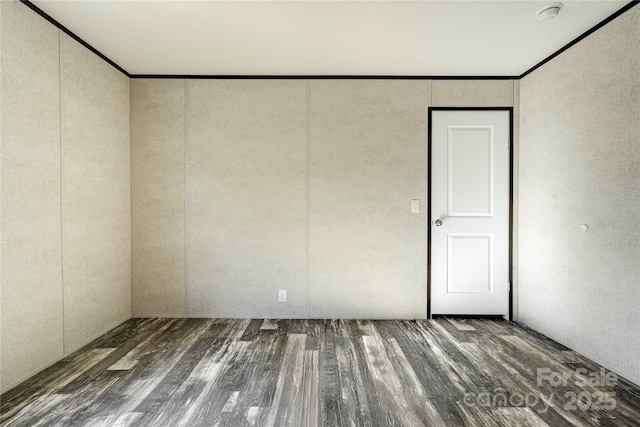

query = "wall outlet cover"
[278,290,287,303]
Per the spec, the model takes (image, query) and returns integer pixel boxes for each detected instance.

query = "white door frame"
[427,107,513,319]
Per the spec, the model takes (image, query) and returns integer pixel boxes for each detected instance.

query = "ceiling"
[30,0,632,76]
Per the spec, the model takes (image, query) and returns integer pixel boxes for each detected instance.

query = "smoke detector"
[536,3,563,21]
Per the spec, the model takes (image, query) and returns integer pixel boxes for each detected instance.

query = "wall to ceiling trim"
[18,0,640,80]
[19,0,128,76]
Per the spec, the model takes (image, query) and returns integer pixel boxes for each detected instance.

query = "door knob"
[434,219,443,227]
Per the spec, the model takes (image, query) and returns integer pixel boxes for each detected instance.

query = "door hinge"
[507,282,511,293]
[507,139,511,149]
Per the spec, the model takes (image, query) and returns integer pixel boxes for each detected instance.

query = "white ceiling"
[30,0,631,76]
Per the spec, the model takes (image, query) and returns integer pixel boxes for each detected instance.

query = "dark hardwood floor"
[1,318,639,426]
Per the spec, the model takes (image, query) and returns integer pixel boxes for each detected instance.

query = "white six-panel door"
[431,110,510,316]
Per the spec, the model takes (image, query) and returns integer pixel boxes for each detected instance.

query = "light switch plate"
[411,199,420,213]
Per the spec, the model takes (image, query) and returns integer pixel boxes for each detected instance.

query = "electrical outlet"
[278,290,287,303]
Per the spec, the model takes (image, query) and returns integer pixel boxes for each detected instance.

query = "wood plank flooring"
[2,318,639,426]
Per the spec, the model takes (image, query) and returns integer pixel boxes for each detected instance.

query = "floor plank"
[2,318,639,427]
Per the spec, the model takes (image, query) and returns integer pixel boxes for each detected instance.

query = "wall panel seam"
[306,80,311,318]
[184,79,189,318]
[129,76,133,319]
[58,29,66,355]
[430,79,433,106]
[512,79,518,321]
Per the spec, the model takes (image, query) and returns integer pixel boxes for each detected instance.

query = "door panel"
[447,234,492,293]
[431,110,510,316]
[448,127,493,217]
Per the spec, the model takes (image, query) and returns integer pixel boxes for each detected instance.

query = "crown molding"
[19,0,639,81]
[20,0,130,77]
[520,0,638,79]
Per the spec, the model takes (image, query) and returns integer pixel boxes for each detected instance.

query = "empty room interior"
[1,0,639,425]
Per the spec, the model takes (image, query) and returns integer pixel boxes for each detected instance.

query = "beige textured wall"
[519,6,639,385]
[60,34,131,353]
[1,2,131,392]
[131,79,186,317]
[130,78,517,320]
[0,0,64,392]
[186,80,308,318]
[309,80,430,318]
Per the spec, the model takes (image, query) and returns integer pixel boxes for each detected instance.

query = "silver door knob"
[434,219,443,227]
